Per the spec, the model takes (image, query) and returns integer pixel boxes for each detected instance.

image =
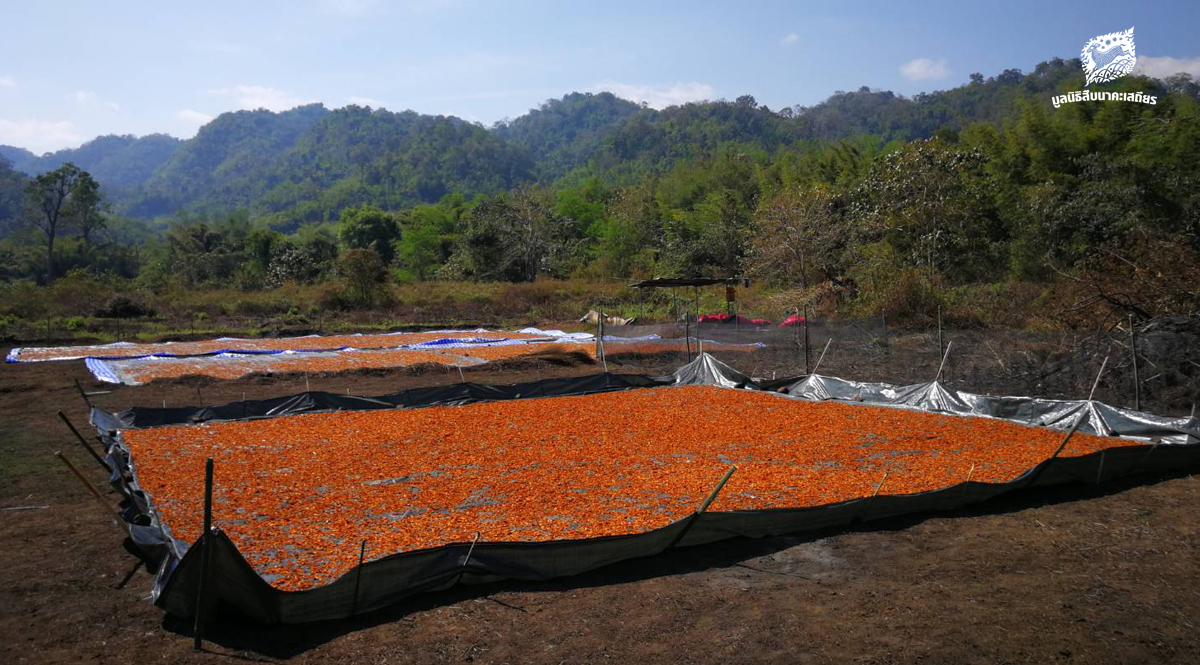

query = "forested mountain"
[492,92,643,179]
[0,133,181,190]
[0,156,28,236]
[3,56,1198,328]
[5,57,1198,228]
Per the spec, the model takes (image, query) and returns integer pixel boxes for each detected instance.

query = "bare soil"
[2,323,1198,664]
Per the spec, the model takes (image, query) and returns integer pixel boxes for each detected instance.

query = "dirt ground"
[1,323,1198,664]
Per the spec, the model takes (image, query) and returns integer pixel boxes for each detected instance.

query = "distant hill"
[0,133,182,190]
[6,56,1173,222]
[126,104,531,225]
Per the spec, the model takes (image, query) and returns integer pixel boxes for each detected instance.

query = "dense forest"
[1,57,1198,328]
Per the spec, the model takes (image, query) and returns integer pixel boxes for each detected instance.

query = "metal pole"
[1129,315,1141,411]
[193,458,214,652]
[57,411,111,473]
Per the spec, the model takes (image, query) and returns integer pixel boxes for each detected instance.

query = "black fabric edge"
[90,354,1200,624]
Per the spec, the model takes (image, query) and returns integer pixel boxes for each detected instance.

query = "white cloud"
[780,33,800,47]
[589,81,716,109]
[0,119,83,154]
[68,90,120,111]
[208,85,316,112]
[1135,55,1200,79]
[900,58,950,81]
[347,95,384,108]
[175,109,214,135]
[0,76,14,88]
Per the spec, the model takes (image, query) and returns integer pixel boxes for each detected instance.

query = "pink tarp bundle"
[697,313,771,325]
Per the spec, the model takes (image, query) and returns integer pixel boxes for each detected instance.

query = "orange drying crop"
[16,330,541,362]
[121,385,1130,591]
[102,343,591,384]
[111,348,476,384]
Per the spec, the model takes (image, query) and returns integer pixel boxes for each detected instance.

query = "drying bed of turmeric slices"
[14,330,542,362]
[121,384,1131,591]
[103,343,592,384]
[108,348,479,384]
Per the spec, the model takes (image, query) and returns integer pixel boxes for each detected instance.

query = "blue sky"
[1,0,1197,153]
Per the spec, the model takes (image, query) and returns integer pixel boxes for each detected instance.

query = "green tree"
[337,204,400,264]
[337,248,386,306]
[23,162,99,280]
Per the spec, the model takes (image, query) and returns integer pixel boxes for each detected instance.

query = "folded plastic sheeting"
[91,354,1200,624]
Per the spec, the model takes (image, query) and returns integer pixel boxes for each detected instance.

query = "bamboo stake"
[54,451,122,527]
[666,466,738,551]
[351,539,367,616]
[957,464,976,504]
[193,458,214,651]
[934,341,954,382]
[937,303,943,362]
[452,531,482,589]
[73,379,92,409]
[1025,414,1085,489]
[803,306,810,374]
[697,465,738,514]
[1129,315,1141,411]
[1088,356,1109,401]
[57,411,111,473]
[811,338,833,376]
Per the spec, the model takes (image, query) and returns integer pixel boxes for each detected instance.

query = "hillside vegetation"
[1,58,1198,334]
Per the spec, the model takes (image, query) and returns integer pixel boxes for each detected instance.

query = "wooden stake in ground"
[56,411,111,473]
[193,458,214,652]
[803,306,810,374]
[934,341,954,383]
[811,338,833,376]
[351,539,368,616]
[54,451,123,528]
[1025,413,1084,489]
[668,466,738,549]
[1129,315,1141,411]
[1088,356,1110,401]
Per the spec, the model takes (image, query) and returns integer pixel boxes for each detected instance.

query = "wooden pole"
[697,465,738,514]
[1025,414,1084,489]
[193,458,214,652]
[1129,315,1141,411]
[811,338,833,376]
[801,304,811,372]
[934,341,954,383]
[1095,451,1106,484]
[73,379,92,409]
[1088,356,1109,401]
[54,451,123,526]
[56,411,111,473]
[351,539,367,616]
[452,531,482,588]
[956,464,976,504]
[937,305,944,378]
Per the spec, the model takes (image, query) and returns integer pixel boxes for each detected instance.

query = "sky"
[1,0,1198,154]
